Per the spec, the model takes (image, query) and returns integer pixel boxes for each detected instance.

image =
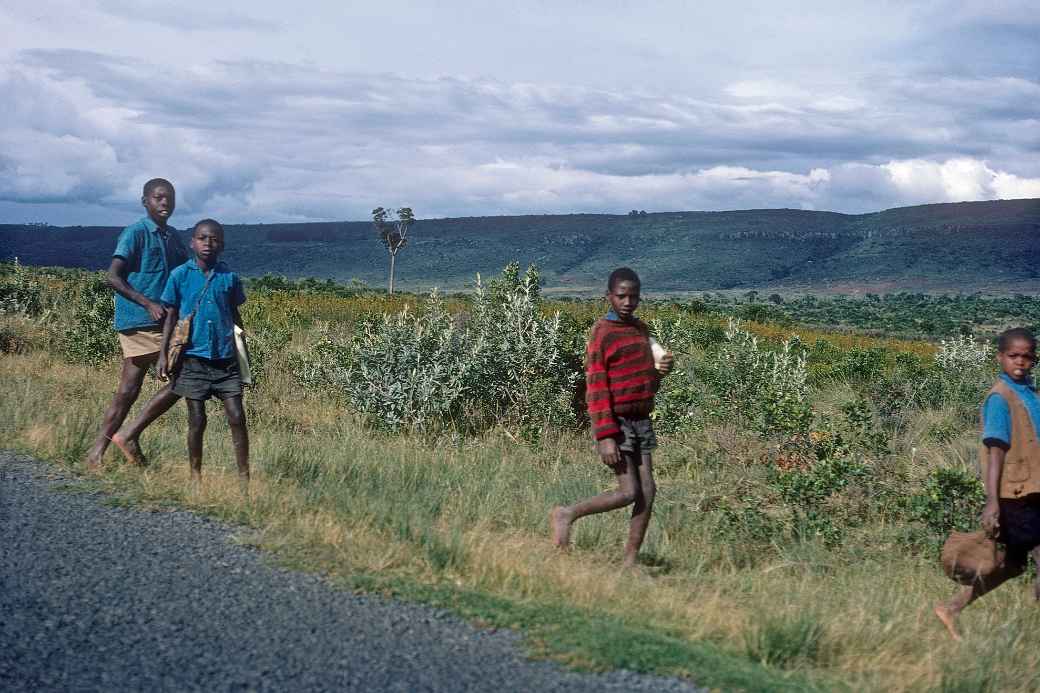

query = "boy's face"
[191,224,224,264]
[998,338,1037,381]
[142,185,175,225]
[607,279,641,321]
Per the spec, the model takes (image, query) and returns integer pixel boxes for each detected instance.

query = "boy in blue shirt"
[935,327,1040,640]
[87,178,189,469]
[120,219,249,487]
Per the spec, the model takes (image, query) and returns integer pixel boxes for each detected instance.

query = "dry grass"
[3,346,1039,692]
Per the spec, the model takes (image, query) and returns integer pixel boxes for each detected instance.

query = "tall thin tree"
[372,206,415,294]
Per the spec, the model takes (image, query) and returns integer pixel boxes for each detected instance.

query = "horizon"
[4,196,1038,229]
[2,2,1038,225]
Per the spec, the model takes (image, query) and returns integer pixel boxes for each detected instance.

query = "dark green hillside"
[2,199,1038,292]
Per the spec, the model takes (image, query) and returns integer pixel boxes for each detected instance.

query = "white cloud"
[0,45,1038,224]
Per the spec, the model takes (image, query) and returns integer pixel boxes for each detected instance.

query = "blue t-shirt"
[981,374,1040,447]
[160,259,246,360]
[112,217,189,332]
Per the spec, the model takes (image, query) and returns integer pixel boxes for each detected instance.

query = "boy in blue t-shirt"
[121,219,249,487]
[88,178,189,469]
[935,327,1040,640]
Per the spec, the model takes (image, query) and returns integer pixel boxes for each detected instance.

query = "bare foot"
[622,553,639,569]
[550,506,572,549]
[1034,578,1040,602]
[84,447,104,471]
[111,432,147,466]
[934,603,962,641]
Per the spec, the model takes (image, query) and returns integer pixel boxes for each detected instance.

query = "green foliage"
[296,265,581,435]
[745,612,825,668]
[62,273,118,366]
[707,319,812,437]
[908,467,986,537]
[0,258,44,317]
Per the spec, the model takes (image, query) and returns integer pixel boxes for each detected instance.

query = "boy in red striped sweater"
[551,268,673,567]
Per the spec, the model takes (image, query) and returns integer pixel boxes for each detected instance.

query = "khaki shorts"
[118,327,163,359]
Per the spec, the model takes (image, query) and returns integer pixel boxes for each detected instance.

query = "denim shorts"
[616,416,657,453]
[173,356,243,401]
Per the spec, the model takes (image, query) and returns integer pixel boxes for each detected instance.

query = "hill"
[2,199,1039,293]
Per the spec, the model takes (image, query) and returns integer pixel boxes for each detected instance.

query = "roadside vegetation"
[2,259,1039,692]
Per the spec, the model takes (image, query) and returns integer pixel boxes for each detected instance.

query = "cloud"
[1,48,1038,225]
[93,0,279,32]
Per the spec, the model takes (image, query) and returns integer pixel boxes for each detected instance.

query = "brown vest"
[979,379,1040,499]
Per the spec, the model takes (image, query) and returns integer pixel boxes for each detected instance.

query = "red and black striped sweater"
[585,317,659,441]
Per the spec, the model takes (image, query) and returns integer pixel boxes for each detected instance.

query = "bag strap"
[188,269,216,317]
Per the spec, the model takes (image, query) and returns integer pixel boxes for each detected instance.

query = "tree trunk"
[388,252,396,295]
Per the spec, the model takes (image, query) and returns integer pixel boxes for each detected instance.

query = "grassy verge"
[2,342,1038,691]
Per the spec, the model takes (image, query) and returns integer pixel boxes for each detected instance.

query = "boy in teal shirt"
[87,178,188,469]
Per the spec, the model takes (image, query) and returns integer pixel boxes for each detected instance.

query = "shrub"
[0,258,43,317]
[62,274,118,366]
[295,265,582,435]
[706,319,812,437]
[908,466,985,537]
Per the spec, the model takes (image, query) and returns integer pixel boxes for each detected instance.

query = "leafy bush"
[706,319,812,437]
[62,274,118,366]
[295,265,581,435]
[908,466,985,537]
[0,258,43,317]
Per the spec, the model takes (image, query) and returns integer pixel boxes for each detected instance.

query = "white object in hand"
[649,337,668,372]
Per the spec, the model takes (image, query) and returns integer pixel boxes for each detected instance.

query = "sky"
[1,0,1038,225]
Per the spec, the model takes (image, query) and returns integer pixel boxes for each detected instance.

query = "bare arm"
[157,306,179,381]
[981,446,1005,537]
[107,257,165,322]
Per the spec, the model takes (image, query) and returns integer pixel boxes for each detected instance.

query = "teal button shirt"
[112,217,189,332]
[160,259,246,360]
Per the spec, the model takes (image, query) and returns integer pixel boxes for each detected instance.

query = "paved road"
[0,453,703,692]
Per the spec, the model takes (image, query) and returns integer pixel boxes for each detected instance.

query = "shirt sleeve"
[585,325,619,441]
[230,274,246,307]
[982,393,1011,447]
[113,226,140,262]
[160,272,180,308]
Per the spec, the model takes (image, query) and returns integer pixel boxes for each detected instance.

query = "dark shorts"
[999,495,1040,560]
[173,356,243,401]
[616,417,657,453]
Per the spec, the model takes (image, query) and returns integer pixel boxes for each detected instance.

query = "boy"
[551,267,673,567]
[153,219,249,486]
[935,327,1040,640]
[86,178,188,469]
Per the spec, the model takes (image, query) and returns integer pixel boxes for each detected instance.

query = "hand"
[657,351,675,375]
[597,437,621,467]
[157,353,170,382]
[981,499,1000,538]
[145,300,166,322]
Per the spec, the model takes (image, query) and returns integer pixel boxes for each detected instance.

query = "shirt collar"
[186,257,222,272]
[141,216,173,238]
[1000,372,1035,390]
[605,309,620,321]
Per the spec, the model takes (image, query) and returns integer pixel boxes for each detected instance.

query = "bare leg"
[186,399,206,486]
[934,557,1026,640]
[111,385,181,466]
[623,453,656,567]
[552,455,637,549]
[85,354,155,468]
[221,395,250,492]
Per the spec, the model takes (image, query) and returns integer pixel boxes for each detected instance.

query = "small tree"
[372,206,415,294]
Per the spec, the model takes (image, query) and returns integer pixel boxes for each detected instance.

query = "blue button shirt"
[981,374,1040,446]
[112,217,189,332]
[160,259,246,360]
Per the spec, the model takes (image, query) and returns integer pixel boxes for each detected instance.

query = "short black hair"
[607,267,640,292]
[997,327,1037,352]
[143,178,174,196]
[192,218,224,236]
